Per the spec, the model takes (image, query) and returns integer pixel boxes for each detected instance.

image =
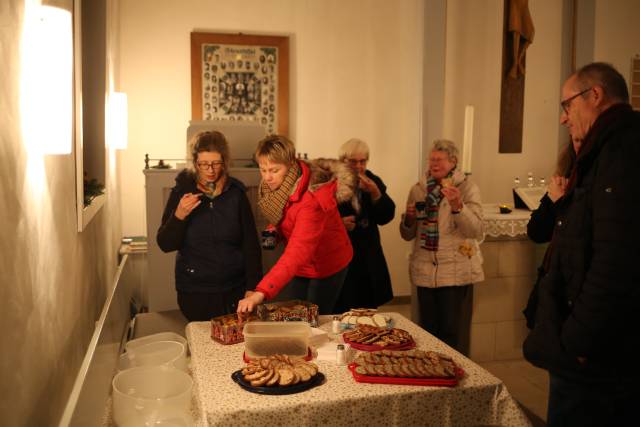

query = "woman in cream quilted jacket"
[400,139,484,356]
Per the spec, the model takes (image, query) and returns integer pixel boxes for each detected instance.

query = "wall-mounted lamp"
[108,92,128,150]
[20,4,73,155]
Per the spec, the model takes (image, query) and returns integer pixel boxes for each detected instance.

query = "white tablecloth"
[186,313,531,426]
[482,203,532,238]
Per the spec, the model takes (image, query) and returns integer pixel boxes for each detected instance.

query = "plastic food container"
[112,365,193,427]
[243,321,310,358]
[118,341,188,372]
[125,332,188,354]
[210,313,257,344]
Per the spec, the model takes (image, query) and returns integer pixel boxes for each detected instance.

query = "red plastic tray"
[342,334,416,352]
[243,348,314,363]
[348,363,464,387]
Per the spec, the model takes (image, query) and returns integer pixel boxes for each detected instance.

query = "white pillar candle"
[462,105,474,174]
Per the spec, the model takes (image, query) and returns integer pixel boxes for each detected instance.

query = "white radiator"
[58,255,135,426]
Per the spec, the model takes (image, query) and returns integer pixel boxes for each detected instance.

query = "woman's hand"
[404,202,417,227]
[358,173,381,201]
[342,215,356,231]
[441,187,463,212]
[548,175,568,202]
[236,291,265,315]
[175,193,201,220]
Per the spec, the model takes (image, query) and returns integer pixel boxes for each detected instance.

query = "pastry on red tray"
[343,324,414,348]
[353,349,456,378]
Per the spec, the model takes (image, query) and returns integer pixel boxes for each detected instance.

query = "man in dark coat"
[523,62,640,427]
[334,138,395,312]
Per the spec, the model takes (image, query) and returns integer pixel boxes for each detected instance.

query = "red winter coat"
[256,160,354,300]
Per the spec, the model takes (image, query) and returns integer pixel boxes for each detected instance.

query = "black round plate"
[231,370,325,395]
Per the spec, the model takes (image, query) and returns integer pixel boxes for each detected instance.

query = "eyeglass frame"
[196,161,224,170]
[560,87,592,114]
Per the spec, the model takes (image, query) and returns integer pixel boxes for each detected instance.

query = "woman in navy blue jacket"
[157,131,262,321]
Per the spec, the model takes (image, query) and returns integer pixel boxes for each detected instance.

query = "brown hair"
[254,134,296,166]
[189,131,231,172]
[555,141,576,177]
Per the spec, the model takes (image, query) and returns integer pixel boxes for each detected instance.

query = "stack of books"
[120,236,148,254]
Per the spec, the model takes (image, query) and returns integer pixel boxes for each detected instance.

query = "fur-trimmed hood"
[307,158,358,210]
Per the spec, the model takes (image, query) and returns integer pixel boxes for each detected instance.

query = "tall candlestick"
[462,105,474,174]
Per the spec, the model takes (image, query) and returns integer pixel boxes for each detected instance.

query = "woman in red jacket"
[237,135,355,314]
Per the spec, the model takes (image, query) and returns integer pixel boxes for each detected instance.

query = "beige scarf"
[257,162,301,225]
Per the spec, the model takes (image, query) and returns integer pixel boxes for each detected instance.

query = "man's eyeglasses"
[560,87,592,114]
[196,161,224,170]
[347,158,368,166]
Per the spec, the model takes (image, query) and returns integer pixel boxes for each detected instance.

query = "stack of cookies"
[353,349,458,379]
[241,354,319,387]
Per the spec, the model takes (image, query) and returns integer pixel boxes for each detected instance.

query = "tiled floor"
[380,301,549,426]
[479,359,548,426]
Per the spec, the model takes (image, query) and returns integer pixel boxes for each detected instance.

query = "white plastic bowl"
[125,332,188,354]
[112,365,193,427]
[118,341,187,372]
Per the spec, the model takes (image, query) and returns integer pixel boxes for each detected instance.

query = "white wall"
[0,0,122,424]
[442,0,565,205]
[593,0,640,83]
[118,0,423,296]
[117,0,640,298]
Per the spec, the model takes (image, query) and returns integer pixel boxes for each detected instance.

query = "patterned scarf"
[257,162,301,225]
[420,171,452,251]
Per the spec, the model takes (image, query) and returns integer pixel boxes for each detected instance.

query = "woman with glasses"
[400,139,484,356]
[157,131,262,321]
[333,138,396,313]
[236,135,355,315]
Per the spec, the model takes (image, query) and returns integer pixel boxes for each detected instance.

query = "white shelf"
[81,193,106,230]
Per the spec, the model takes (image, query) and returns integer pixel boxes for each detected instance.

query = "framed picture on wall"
[190,32,289,136]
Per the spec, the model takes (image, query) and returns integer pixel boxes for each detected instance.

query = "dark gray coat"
[157,170,262,294]
[334,171,395,310]
[523,104,640,383]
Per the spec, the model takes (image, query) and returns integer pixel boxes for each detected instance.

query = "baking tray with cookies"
[348,349,465,387]
[342,324,416,351]
[232,354,325,395]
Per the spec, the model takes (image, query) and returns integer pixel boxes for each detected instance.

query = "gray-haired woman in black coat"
[334,138,395,312]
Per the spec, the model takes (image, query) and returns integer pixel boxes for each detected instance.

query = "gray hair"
[431,139,459,167]
[338,138,370,161]
[575,62,629,103]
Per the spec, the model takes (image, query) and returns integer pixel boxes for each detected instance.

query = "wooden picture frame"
[191,32,289,136]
